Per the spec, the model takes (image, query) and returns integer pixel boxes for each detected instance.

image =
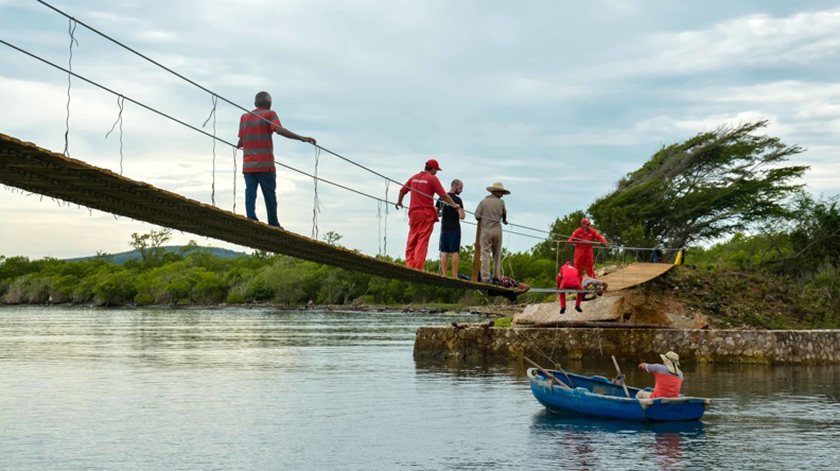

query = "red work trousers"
[405,209,437,270]
[558,279,583,308]
[574,248,596,282]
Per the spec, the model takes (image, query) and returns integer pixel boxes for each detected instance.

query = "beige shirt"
[475,194,506,231]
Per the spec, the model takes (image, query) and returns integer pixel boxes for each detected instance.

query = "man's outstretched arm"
[275,126,316,144]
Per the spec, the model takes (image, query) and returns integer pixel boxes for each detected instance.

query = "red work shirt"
[556,262,579,287]
[399,171,447,216]
[239,108,281,173]
[569,227,608,251]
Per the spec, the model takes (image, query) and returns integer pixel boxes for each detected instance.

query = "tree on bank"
[129,228,172,268]
[588,121,809,250]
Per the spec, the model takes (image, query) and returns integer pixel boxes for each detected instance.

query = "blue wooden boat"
[527,367,710,422]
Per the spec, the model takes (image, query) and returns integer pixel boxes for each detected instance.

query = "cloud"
[648,9,840,73]
[3,1,840,261]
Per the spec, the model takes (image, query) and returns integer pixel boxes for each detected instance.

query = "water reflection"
[3,306,840,471]
[531,411,705,471]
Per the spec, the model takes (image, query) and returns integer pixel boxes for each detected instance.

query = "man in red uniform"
[395,160,458,270]
[237,91,316,228]
[568,218,609,282]
[556,261,584,314]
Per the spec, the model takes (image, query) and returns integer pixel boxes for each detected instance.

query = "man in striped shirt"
[237,91,316,228]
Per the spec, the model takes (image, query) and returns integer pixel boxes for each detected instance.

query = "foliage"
[129,228,173,269]
[783,196,840,276]
[322,231,343,245]
[589,121,808,249]
[2,122,838,328]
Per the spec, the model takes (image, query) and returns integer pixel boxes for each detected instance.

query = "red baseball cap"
[581,218,591,225]
[426,159,442,171]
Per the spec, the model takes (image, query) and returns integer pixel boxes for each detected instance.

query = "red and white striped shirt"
[238,108,281,173]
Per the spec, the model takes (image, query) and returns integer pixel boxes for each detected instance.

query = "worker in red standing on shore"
[395,159,458,270]
[568,218,609,282]
[556,261,584,314]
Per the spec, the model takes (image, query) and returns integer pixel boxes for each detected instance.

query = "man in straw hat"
[396,159,458,270]
[474,182,509,283]
[636,351,684,399]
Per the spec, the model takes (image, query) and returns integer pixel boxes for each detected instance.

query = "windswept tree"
[589,121,808,249]
[129,228,172,268]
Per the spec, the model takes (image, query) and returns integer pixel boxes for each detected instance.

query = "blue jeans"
[244,172,280,227]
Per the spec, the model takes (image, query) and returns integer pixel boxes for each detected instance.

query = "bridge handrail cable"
[31,0,564,238]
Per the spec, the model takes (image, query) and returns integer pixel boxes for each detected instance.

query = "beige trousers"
[480,226,502,282]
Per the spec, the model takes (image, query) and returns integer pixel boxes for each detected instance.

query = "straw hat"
[660,351,681,375]
[486,182,510,195]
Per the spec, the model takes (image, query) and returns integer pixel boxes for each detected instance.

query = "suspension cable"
[31,0,558,236]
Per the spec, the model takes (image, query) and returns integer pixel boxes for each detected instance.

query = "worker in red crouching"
[556,261,583,314]
[568,218,609,282]
[396,159,458,270]
[636,351,684,399]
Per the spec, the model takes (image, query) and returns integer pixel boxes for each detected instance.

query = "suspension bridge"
[1,1,681,299]
[0,132,522,294]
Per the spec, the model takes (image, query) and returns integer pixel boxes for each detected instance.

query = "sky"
[2,0,840,260]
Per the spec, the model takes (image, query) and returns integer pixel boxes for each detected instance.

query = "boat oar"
[524,356,570,389]
[611,355,631,398]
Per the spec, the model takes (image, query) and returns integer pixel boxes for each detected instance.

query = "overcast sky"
[2,0,840,261]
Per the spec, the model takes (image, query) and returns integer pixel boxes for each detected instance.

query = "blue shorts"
[439,231,461,253]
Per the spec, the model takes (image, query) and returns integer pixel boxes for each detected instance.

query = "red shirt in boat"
[644,363,683,398]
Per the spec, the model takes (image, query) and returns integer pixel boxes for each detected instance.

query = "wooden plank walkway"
[0,133,515,295]
[599,262,675,291]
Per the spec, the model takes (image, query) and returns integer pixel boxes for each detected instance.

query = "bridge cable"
[377,198,383,255]
[63,17,79,157]
[201,94,219,206]
[231,146,238,214]
[384,181,390,255]
[33,0,557,238]
[34,0,686,255]
[1,38,543,244]
[311,147,322,240]
[0,40,237,148]
[3,27,681,256]
[104,95,125,175]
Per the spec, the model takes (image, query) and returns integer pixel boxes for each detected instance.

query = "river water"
[1,306,838,470]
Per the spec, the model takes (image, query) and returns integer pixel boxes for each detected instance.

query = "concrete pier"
[414,325,840,364]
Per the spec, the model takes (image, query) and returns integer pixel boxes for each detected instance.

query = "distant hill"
[64,246,248,265]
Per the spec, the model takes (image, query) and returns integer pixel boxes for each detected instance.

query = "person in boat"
[237,91,317,228]
[568,218,609,282]
[556,261,584,314]
[636,351,683,399]
[436,179,465,277]
[395,160,458,270]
